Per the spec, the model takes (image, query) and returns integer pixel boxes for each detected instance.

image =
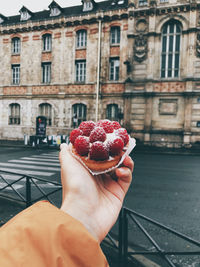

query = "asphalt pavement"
[0,140,200,266]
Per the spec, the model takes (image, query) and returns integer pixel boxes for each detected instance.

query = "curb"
[1,141,200,155]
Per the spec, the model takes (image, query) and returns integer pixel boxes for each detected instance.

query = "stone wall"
[0,0,200,147]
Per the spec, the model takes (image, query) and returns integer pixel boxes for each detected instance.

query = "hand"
[59,143,134,242]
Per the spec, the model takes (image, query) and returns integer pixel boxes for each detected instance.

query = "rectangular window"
[9,104,20,125]
[109,58,119,81]
[12,65,20,84]
[43,35,52,52]
[76,30,87,48]
[138,0,147,6]
[12,38,20,54]
[110,27,120,45]
[39,104,52,126]
[75,60,86,82]
[160,0,168,3]
[42,63,51,83]
[161,22,181,78]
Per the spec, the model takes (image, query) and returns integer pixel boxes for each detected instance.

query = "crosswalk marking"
[0,162,60,172]
[21,157,59,162]
[40,153,59,156]
[0,167,54,177]
[9,160,60,167]
[31,155,59,159]
[0,174,21,180]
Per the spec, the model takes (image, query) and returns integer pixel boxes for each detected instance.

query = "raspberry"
[74,136,89,156]
[115,128,129,146]
[108,137,124,156]
[89,142,109,161]
[79,121,96,136]
[69,128,83,145]
[112,121,121,130]
[97,119,114,133]
[89,127,106,143]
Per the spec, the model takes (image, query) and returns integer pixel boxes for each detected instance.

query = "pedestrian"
[0,143,134,267]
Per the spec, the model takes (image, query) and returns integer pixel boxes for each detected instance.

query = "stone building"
[0,0,200,147]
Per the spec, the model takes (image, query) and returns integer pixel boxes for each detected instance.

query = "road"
[0,146,200,266]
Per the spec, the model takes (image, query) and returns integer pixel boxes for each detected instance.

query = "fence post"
[118,208,123,267]
[123,209,128,267]
[118,208,128,267]
[26,177,31,207]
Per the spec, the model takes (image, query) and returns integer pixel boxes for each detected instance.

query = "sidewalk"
[1,139,200,156]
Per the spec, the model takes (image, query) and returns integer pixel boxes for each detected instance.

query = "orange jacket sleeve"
[0,201,109,267]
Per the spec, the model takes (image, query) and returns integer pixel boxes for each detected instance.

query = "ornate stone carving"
[196,31,200,57]
[135,18,148,33]
[133,34,148,62]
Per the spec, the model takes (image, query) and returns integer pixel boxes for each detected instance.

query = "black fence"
[0,169,200,267]
[0,169,62,207]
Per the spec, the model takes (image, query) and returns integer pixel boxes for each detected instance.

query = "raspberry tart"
[69,119,130,172]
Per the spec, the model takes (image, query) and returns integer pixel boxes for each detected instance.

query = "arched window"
[106,104,119,121]
[39,103,52,126]
[161,20,181,78]
[76,30,87,48]
[110,26,120,45]
[9,103,20,125]
[72,103,87,127]
[42,34,52,52]
[12,37,21,54]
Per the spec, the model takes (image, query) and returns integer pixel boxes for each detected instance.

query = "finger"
[115,166,133,195]
[121,155,134,172]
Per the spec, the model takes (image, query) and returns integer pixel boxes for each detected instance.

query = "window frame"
[76,30,87,49]
[106,104,119,121]
[160,20,181,79]
[42,62,51,84]
[42,34,52,52]
[12,37,21,54]
[83,1,93,11]
[109,58,120,81]
[110,26,120,45]
[72,103,87,127]
[39,103,52,126]
[12,64,20,85]
[75,60,86,83]
[9,103,20,125]
[138,0,148,6]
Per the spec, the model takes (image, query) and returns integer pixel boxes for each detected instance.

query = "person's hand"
[59,143,134,242]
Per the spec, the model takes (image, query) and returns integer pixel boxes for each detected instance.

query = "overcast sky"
[1,0,103,16]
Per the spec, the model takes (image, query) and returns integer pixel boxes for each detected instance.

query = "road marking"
[0,174,21,180]
[8,160,60,167]
[31,155,59,159]
[41,153,59,156]
[0,168,54,177]
[21,157,59,162]
[0,162,60,171]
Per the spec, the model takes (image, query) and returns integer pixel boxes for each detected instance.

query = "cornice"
[0,2,199,35]
[0,10,129,35]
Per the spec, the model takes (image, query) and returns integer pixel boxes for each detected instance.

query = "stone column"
[183,95,192,146]
[123,93,132,132]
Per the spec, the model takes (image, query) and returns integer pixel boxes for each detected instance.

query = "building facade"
[0,0,200,147]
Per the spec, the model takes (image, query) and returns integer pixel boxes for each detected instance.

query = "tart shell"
[71,146,124,172]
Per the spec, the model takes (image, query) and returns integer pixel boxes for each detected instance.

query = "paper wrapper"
[70,137,136,175]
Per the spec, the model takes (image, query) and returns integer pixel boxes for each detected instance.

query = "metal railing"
[0,169,62,207]
[117,207,200,266]
[1,169,200,266]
